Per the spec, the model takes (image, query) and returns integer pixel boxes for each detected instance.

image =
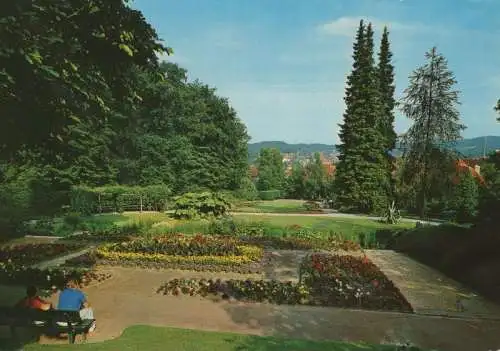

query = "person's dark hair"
[26,286,37,297]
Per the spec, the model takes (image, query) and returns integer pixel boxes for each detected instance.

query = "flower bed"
[156,253,413,313]
[239,236,361,251]
[0,243,84,265]
[94,234,268,273]
[157,278,308,304]
[299,253,413,312]
[0,262,110,289]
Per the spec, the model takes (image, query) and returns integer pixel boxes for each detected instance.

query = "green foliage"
[495,99,500,122]
[63,212,83,230]
[255,148,284,191]
[377,27,397,152]
[173,192,231,220]
[399,47,465,218]
[286,154,333,201]
[258,190,281,200]
[303,201,322,212]
[477,153,500,224]
[0,0,167,157]
[383,201,401,225]
[334,21,392,214]
[70,185,171,215]
[115,63,250,194]
[233,176,259,201]
[447,171,479,223]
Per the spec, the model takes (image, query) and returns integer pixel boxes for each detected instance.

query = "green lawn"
[11,325,416,351]
[234,200,311,214]
[233,214,413,231]
[25,212,171,237]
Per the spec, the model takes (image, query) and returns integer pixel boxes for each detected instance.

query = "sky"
[133,0,500,144]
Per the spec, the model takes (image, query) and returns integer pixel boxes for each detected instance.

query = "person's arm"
[79,291,90,309]
[40,301,52,311]
[35,297,52,311]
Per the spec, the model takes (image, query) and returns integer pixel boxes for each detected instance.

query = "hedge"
[70,185,171,215]
[258,190,281,200]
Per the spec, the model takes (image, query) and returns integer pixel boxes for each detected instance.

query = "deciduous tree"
[0,0,167,157]
[256,148,284,191]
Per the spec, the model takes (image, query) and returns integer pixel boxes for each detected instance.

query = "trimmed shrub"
[70,185,171,215]
[173,192,231,220]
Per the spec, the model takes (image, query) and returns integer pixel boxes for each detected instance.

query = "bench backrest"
[0,307,81,324]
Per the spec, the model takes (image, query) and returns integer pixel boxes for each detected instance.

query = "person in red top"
[15,286,52,311]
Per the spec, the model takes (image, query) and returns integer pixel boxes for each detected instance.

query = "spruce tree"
[377,27,397,151]
[334,22,390,213]
[495,99,500,121]
[400,47,466,218]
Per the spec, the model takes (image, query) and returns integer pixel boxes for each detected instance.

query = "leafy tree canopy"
[0,0,168,157]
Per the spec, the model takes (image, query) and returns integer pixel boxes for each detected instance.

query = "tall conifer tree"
[400,47,465,218]
[334,21,390,213]
[377,27,397,151]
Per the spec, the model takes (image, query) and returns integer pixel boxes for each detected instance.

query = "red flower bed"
[299,253,413,312]
[0,243,83,265]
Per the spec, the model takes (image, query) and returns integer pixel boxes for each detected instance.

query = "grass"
[8,325,417,351]
[234,199,312,214]
[23,211,414,249]
[25,212,171,237]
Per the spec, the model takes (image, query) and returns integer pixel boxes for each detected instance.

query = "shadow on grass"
[0,329,39,351]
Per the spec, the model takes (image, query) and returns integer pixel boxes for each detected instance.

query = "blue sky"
[133,0,500,144]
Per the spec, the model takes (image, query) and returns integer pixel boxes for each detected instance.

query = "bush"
[70,185,171,215]
[258,189,281,200]
[172,192,231,220]
[63,212,82,230]
[234,177,259,201]
[303,201,321,212]
[447,171,480,223]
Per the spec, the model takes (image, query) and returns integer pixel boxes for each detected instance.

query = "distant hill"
[248,136,500,161]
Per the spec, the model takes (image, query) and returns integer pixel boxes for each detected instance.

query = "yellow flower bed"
[96,244,263,265]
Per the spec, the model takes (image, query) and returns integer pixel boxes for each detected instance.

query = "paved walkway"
[1,267,500,351]
[32,247,94,270]
[365,249,500,320]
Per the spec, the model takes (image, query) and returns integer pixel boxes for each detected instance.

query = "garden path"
[365,249,500,320]
[33,246,95,270]
[1,266,500,351]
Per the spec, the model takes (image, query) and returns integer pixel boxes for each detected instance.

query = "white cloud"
[317,16,430,37]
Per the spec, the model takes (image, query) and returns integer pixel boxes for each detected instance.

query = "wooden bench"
[0,307,95,344]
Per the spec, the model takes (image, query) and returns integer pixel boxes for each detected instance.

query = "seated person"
[15,286,52,311]
[57,280,96,332]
